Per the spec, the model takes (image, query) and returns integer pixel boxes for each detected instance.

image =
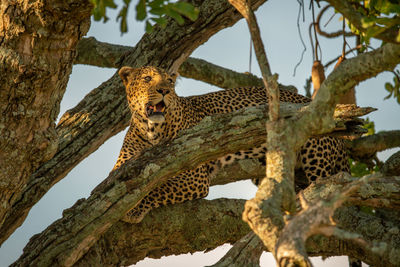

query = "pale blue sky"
[0,0,398,266]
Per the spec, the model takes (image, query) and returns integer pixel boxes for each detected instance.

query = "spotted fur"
[115,66,349,223]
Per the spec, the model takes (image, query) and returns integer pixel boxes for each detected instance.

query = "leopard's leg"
[299,136,349,183]
[122,162,214,223]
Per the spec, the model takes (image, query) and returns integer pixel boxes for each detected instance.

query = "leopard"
[114,66,349,223]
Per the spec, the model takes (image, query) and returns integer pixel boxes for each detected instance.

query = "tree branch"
[75,172,400,266]
[0,0,269,245]
[76,198,250,267]
[381,150,400,176]
[75,37,300,92]
[349,130,400,159]
[208,232,264,267]
[315,5,355,39]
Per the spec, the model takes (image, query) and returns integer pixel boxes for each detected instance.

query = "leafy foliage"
[346,0,400,45]
[90,0,199,33]
[384,70,400,104]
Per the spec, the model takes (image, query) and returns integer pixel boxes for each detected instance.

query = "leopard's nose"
[157,88,170,95]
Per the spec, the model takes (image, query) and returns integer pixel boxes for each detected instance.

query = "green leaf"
[136,0,147,21]
[149,6,166,16]
[172,2,199,21]
[165,6,185,25]
[385,82,394,92]
[117,5,128,33]
[151,17,167,27]
[363,118,376,136]
[91,0,117,22]
[145,20,154,33]
[148,0,164,8]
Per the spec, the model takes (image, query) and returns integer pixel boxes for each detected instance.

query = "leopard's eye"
[144,76,152,82]
[167,78,174,84]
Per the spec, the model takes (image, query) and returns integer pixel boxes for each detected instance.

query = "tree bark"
[0,0,268,245]
[0,0,92,243]
[350,130,400,160]
[75,172,400,267]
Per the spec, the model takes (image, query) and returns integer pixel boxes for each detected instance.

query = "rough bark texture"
[350,130,400,160]
[209,232,264,267]
[73,172,400,267]
[75,198,250,267]
[0,0,268,245]
[0,0,92,244]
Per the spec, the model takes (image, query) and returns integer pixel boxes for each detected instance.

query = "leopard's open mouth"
[146,101,166,123]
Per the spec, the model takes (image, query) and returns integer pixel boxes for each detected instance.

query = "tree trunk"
[0,0,92,242]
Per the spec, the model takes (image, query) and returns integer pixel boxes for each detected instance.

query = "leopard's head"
[119,66,178,124]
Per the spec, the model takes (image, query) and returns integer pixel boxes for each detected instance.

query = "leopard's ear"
[119,66,135,86]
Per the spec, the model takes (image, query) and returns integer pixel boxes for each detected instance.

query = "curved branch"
[74,37,131,68]
[315,5,355,39]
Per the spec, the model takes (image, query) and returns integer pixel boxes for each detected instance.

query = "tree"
[0,0,399,266]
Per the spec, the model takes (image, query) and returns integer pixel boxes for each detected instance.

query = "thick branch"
[381,151,400,176]
[209,232,264,267]
[76,198,250,267]
[0,0,268,245]
[75,173,400,266]
[349,130,400,159]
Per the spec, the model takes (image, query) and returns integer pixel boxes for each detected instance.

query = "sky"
[0,0,398,266]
